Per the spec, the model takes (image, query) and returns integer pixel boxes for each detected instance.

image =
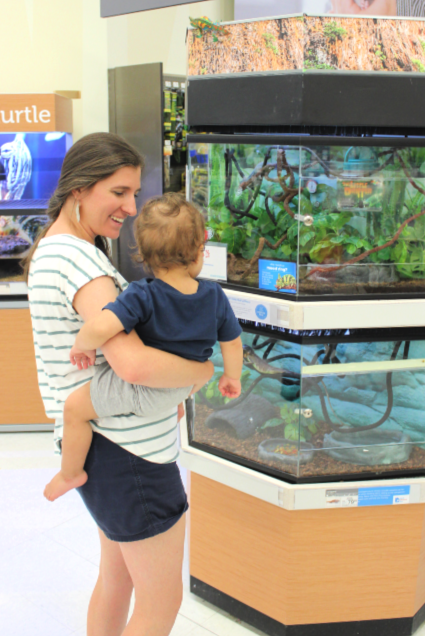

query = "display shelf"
[0,199,49,212]
[224,287,425,330]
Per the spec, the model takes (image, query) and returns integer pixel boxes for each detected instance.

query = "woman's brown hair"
[21,132,144,280]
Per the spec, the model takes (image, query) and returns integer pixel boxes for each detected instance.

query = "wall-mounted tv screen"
[0,132,72,209]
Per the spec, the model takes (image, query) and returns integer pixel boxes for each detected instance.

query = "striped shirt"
[397,0,425,16]
[28,234,179,463]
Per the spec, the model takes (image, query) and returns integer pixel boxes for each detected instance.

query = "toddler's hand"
[70,344,96,371]
[218,375,241,399]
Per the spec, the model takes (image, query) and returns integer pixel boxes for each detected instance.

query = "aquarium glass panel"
[191,330,303,480]
[189,139,425,299]
[189,325,425,482]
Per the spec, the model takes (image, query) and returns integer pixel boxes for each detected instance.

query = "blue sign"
[358,485,410,507]
[258,260,297,294]
[255,304,268,320]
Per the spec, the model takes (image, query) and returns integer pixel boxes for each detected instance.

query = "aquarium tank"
[189,135,425,300]
[188,323,425,483]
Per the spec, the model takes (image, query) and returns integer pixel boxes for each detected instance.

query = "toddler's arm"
[70,310,125,368]
[218,336,243,398]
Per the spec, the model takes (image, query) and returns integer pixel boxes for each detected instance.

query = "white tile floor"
[0,432,263,636]
[1,432,425,636]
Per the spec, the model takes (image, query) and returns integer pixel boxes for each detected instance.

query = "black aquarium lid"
[238,319,425,345]
[187,71,425,132]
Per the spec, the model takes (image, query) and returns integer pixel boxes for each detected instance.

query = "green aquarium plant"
[260,403,318,442]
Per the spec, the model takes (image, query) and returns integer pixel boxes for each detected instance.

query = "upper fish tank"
[189,135,425,300]
[188,322,425,484]
[0,132,71,294]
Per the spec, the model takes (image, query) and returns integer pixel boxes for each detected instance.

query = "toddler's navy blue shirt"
[104,278,242,362]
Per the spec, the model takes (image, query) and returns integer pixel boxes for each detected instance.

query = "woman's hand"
[177,403,185,422]
[70,344,96,370]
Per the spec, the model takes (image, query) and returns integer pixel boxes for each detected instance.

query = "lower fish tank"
[188,322,425,483]
[188,135,425,300]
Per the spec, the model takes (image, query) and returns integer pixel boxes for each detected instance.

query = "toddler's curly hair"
[133,192,205,273]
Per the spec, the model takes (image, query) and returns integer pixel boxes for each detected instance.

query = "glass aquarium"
[189,135,425,300]
[188,323,425,483]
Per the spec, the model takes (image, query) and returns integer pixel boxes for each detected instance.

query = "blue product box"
[258,260,297,294]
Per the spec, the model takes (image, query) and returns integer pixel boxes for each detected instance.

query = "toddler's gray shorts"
[90,362,192,419]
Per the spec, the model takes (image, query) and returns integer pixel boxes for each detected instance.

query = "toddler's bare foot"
[44,470,88,502]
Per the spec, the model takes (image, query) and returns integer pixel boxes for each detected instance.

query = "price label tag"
[199,242,227,282]
[226,295,278,327]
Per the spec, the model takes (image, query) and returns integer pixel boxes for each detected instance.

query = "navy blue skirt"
[77,432,188,542]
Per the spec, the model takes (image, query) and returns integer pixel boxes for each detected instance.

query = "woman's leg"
[120,515,186,636]
[88,528,134,636]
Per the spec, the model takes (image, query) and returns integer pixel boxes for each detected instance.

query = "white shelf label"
[226,295,279,327]
[326,485,411,508]
[199,242,227,282]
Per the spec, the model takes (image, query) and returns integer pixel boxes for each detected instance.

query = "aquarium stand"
[187,71,425,131]
[188,472,425,636]
[191,576,425,636]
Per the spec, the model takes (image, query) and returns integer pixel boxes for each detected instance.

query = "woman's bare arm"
[73,276,214,388]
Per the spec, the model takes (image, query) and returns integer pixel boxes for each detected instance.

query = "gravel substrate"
[192,403,425,480]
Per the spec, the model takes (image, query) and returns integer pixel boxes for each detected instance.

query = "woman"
[24,132,214,636]
[330,0,425,15]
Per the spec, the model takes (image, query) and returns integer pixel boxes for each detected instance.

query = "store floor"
[0,432,264,636]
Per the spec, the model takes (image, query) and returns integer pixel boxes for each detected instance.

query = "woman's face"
[77,165,142,241]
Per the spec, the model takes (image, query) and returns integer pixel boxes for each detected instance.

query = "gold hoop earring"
[75,202,80,223]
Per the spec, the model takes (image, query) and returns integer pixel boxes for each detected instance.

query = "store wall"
[0,0,233,139]
[0,0,109,141]
[107,0,234,74]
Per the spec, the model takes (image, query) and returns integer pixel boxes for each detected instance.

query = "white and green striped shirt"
[28,234,179,463]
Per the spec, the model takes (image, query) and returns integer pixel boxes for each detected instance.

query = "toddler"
[44,193,243,501]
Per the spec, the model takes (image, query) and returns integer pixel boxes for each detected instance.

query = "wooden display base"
[189,473,425,636]
[0,308,53,426]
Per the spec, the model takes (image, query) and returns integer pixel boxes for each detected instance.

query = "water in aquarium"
[0,132,71,203]
[189,327,425,481]
[189,140,425,298]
